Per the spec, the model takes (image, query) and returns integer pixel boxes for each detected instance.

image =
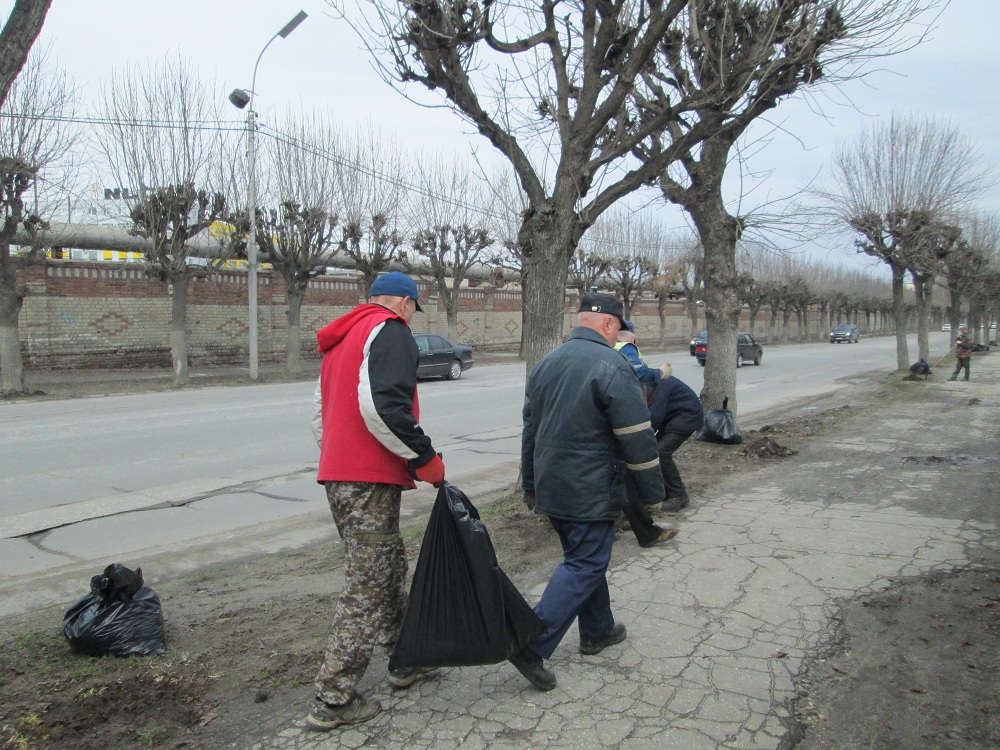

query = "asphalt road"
[0,332,950,583]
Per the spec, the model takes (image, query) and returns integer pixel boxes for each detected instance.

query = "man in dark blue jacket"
[514,293,665,691]
[647,375,704,511]
[622,373,704,543]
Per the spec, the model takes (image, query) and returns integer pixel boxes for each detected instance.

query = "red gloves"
[414,454,445,487]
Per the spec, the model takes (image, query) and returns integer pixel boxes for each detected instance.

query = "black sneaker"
[509,647,557,691]
[305,694,382,731]
[389,666,440,689]
[580,622,628,655]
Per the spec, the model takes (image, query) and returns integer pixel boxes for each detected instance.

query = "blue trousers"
[527,518,616,659]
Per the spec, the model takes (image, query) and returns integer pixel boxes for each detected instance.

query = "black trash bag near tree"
[62,563,166,657]
[389,482,544,671]
[698,396,743,445]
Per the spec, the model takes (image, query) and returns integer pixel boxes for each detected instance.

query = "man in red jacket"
[307,271,445,731]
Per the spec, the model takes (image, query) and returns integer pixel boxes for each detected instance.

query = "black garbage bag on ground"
[389,482,544,671]
[910,358,932,377]
[62,564,166,657]
[698,396,743,445]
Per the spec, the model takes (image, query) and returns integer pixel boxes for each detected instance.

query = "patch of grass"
[476,486,525,521]
[135,724,168,748]
[10,630,53,659]
[68,660,98,681]
[401,522,428,547]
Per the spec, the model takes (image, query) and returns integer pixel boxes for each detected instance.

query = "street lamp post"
[228,10,307,380]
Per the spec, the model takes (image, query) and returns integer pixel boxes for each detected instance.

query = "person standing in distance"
[949,324,973,381]
[307,271,445,731]
[513,293,665,690]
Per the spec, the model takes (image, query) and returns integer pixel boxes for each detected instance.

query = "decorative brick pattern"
[15,260,808,370]
[94,311,134,336]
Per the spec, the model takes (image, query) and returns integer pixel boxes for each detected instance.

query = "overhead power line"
[1,108,698,256]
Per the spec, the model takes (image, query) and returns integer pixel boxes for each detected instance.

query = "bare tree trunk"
[286,285,304,374]
[890,264,909,371]
[0,0,53,107]
[657,293,668,347]
[521,252,571,371]
[911,271,932,361]
[170,274,190,385]
[518,211,577,372]
[0,280,23,392]
[0,248,25,393]
[0,318,21,392]
[445,299,459,340]
[696,213,741,415]
[687,297,699,338]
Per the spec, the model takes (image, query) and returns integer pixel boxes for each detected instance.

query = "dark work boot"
[579,621,628,655]
[948,373,958,381]
[509,648,556,691]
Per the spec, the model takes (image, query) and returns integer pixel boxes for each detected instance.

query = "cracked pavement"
[243,355,999,749]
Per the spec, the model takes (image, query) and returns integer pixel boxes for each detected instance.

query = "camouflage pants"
[314,481,407,706]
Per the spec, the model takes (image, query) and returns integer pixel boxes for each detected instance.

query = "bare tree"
[644,0,934,413]
[340,213,404,292]
[591,212,662,317]
[662,239,704,340]
[950,213,1000,343]
[97,58,231,385]
[650,244,689,347]
[817,115,990,371]
[0,49,79,393]
[248,113,343,373]
[332,128,409,293]
[901,215,961,359]
[567,248,612,298]
[403,156,494,338]
[346,0,763,370]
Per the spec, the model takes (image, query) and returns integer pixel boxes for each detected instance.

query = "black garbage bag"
[389,482,544,671]
[910,358,931,376]
[698,396,743,445]
[62,564,166,657]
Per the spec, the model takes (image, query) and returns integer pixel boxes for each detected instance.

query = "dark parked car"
[413,334,475,380]
[694,332,762,367]
[689,329,707,356]
[829,324,859,344]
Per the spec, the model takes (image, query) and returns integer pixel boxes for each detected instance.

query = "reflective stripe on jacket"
[522,326,665,521]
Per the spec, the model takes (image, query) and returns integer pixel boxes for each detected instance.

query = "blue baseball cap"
[369,271,423,312]
[623,320,635,334]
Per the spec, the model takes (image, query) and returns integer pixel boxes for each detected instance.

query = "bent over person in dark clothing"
[622,374,704,544]
[648,375,704,510]
[514,293,665,691]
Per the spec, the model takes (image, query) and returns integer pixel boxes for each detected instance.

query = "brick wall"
[15,261,821,370]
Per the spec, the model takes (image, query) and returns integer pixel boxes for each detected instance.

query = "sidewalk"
[252,354,998,749]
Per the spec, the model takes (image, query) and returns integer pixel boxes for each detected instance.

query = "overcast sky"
[5,0,998,272]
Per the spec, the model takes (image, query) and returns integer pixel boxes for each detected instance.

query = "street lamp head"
[228,88,251,110]
[278,10,308,38]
